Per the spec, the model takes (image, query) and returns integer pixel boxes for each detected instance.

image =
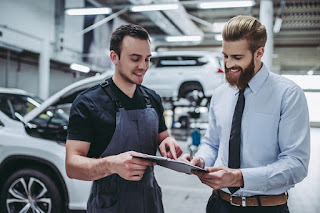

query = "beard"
[225,57,255,90]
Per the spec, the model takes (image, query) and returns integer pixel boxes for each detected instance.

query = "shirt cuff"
[240,167,267,191]
[195,147,215,167]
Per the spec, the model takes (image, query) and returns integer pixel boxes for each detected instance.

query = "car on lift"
[0,71,111,213]
[142,51,225,102]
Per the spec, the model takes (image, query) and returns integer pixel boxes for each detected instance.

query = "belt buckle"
[229,195,246,207]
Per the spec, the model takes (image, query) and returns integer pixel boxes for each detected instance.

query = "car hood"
[23,71,113,123]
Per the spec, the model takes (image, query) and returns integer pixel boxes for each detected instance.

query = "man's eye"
[131,58,139,62]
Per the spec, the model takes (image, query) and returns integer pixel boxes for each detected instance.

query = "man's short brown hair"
[110,24,150,59]
[222,15,267,53]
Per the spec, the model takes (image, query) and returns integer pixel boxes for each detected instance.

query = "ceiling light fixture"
[198,1,255,9]
[130,4,179,12]
[65,7,112,16]
[70,63,90,73]
[165,35,202,42]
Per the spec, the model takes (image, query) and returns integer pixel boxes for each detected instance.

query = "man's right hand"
[180,154,205,169]
[109,151,155,181]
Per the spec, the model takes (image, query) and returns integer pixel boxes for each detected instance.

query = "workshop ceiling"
[92,0,320,49]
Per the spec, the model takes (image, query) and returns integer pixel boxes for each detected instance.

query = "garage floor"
[155,128,320,213]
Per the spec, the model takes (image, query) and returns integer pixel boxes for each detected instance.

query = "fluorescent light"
[214,34,223,41]
[65,7,112,16]
[130,4,179,12]
[199,1,255,9]
[70,63,90,73]
[212,22,226,33]
[165,35,202,42]
[273,17,283,33]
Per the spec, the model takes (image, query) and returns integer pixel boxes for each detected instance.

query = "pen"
[189,145,197,161]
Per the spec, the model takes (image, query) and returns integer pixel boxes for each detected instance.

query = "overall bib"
[87,81,164,213]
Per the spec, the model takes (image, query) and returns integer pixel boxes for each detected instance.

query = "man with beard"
[65,24,182,213]
[182,15,310,213]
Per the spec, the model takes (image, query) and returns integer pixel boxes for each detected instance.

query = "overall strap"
[100,79,123,110]
[138,86,151,107]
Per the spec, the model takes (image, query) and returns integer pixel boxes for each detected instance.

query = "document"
[133,154,207,174]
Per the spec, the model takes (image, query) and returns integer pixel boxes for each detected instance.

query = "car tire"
[179,83,203,101]
[178,115,190,129]
[0,168,63,213]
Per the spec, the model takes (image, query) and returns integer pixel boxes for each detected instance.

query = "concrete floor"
[155,127,320,213]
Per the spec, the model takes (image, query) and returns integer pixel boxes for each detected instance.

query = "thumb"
[206,166,225,172]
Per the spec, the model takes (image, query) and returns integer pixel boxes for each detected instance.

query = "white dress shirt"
[196,64,310,196]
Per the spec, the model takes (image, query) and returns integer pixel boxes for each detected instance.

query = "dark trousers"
[206,192,290,213]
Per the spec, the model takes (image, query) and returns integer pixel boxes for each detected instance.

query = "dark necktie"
[228,89,245,194]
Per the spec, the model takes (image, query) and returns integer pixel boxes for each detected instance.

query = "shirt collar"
[247,63,269,94]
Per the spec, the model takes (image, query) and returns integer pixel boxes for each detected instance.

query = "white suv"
[0,72,111,212]
[142,51,225,100]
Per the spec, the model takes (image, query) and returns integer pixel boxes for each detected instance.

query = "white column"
[259,0,274,72]
[38,39,50,99]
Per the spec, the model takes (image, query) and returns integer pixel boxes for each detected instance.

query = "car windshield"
[27,103,70,143]
[0,92,70,142]
[0,93,43,120]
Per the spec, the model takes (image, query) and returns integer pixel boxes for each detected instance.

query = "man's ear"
[110,50,119,65]
[256,47,264,59]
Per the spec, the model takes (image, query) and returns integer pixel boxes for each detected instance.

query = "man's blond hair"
[222,15,267,53]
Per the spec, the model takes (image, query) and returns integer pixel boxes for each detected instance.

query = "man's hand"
[180,154,205,168]
[193,166,244,190]
[158,137,183,160]
[109,151,155,181]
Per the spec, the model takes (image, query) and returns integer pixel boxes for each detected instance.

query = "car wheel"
[179,83,204,102]
[0,168,63,213]
[178,115,190,129]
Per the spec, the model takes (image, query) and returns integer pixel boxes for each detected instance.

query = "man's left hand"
[193,166,244,190]
[158,137,183,160]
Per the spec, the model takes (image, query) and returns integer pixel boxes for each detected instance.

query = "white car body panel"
[0,111,92,210]
[0,71,114,211]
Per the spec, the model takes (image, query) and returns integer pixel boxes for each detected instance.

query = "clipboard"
[133,155,207,174]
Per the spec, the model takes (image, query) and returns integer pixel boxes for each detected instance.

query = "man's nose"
[224,58,235,69]
[138,60,148,70]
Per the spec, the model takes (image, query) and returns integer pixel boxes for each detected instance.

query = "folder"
[133,154,207,174]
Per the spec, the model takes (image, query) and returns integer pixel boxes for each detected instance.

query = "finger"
[176,147,183,158]
[180,154,191,163]
[158,145,167,158]
[190,158,201,166]
[129,175,143,181]
[131,158,155,166]
[206,166,225,173]
[130,164,148,171]
[169,143,177,159]
[130,152,147,158]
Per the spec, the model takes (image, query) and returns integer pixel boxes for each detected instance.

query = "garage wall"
[0,54,90,96]
[0,0,89,96]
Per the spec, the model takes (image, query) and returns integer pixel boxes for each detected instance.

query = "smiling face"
[222,39,263,90]
[111,36,151,86]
